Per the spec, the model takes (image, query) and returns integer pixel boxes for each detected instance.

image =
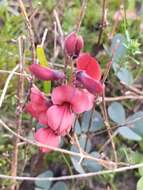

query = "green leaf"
[116,68,133,85]
[81,111,91,133]
[36,46,48,67]
[83,152,102,172]
[89,111,104,132]
[70,145,85,174]
[70,133,92,173]
[111,34,126,65]
[79,134,92,153]
[36,46,51,93]
[35,170,53,190]
[108,102,126,124]
[127,111,143,137]
[118,127,142,141]
[81,111,104,133]
[139,166,143,176]
[75,120,81,135]
[51,182,68,190]
[137,176,143,190]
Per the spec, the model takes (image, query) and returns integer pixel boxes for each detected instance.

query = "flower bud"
[29,64,65,81]
[64,32,84,58]
[76,71,104,95]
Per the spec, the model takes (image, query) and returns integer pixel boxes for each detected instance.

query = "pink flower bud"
[29,64,65,81]
[35,128,61,153]
[76,71,104,95]
[64,32,84,58]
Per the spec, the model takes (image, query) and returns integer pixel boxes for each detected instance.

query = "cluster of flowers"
[26,32,104,153]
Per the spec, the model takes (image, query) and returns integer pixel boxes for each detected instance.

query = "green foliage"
[1,0,143,189]
[137,176,143,190]
[35,170,53,189]
[108,102,126,124]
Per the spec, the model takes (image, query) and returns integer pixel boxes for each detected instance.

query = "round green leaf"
[81,111,104,133]
[111,33,126,64]
[35,170,53,190]
[51,182,68,190]
[83,152,102,172]
[108,102,126,124]
[116,68,133,85]
[75,120,81,135]
[79,134,92,152]
[81,111,91,133]
[127,111,143,137]
[89,111,104,132]
[118,127,142,141]
[70,145,85,174]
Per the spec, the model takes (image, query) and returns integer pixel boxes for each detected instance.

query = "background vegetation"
[0,0,143,189]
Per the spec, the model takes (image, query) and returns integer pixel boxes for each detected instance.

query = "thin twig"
[41,28,48,47]
[97,0,106,46]
[0,119,121,169]
[0,65,19,108]
[53,9,64,50]
[98,95,143,102]
[1,162,143,181]
[101,90,118,166]
[0,70,29,77]
[120,81,143,96]
[11,36,25,190]
[18,0,36,63]
[75,0,87,33]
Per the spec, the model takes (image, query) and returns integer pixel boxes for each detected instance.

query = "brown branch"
[75,0,88,33]
[101,90,118,166]
[97,0,106,46]
[18,0,36,63]
[0,119,122,170]
[11,36,25,190]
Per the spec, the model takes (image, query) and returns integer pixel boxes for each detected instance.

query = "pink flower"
[64,32,84,58]
[35,128,61,153]
[47,85,94,135]
[29,64,65,81]
[76,53,102,80]
[76,71,104,95]
[76,53,104,95]
[26,87,52,126]
[47,104,75,136]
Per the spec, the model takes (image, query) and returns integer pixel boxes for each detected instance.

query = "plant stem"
[11,36,25,190]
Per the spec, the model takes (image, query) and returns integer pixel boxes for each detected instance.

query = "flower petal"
[70,89,94,113]
[35,128,60,153]
[51,85,77,105]
[29,64,65,81]
[47,104,75,136]
[76,71,104,95]
[77,53,102,80]
[26,102,39,118]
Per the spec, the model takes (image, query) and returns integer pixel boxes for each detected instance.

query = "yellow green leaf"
[36,45,51,94]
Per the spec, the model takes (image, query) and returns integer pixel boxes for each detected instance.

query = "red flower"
[64,32,84,58]
[76,53,104,95]
[29,64,65,81]
[46,85,94,135]
[26,87,52,126]
[76,53,102,80]
[35,128,61,153]
[76,71,104,95]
